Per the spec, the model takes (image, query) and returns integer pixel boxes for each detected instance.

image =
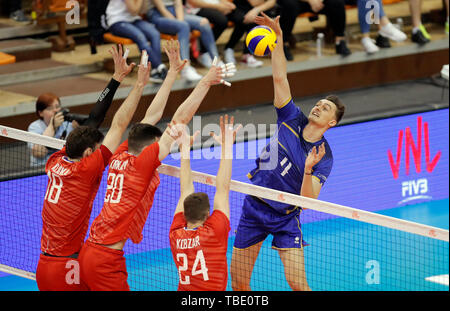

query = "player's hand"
[202,57,236,87]
[178,125,200,149]
[136,56,151,87]
[210,115,242,158]
[255,12,282,36]
[305,142,326,173]
[52,111,64,129]
[164,39,188,73]
[111,44,136,83]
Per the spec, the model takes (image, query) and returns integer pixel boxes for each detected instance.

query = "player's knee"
[230,266,250,291]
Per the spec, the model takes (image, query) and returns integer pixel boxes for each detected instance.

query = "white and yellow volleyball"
[245,26,277,57]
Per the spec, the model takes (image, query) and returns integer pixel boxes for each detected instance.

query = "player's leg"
[230,242,263,291]
[277,248,311,291]
[230,195,269,291]
[271,209,311,291]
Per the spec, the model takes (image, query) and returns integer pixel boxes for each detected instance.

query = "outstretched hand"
[210,115,242,158]
[254,12,282,37]
[203,57,236,87]
[164,39,188,73]
[111,44,136,83]
[136,54,151,87]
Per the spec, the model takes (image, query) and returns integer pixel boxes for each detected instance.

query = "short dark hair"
[36,93,60,119]
[65,126,104,159]
[325,95,345,125]
[183,192,210,223]
[128,123,163,154]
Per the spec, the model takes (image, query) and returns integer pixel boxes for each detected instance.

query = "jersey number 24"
[177,250,209,285]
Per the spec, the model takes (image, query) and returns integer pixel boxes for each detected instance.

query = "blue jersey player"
[230,13,346,291]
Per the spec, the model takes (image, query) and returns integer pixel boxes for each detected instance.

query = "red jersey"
[41,145,112,256]
[88,140,161,245]
[169,210,230,291]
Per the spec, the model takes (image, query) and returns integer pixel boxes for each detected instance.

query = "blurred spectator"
[146,0,221,82]
[7,0,29,22]
[347,0,407,54]
[278,0,351,59]
[28,93,77,166]
[185,0,236,65]
[106,0,167,83]
[408,0,430,44]
[223,0,276,67]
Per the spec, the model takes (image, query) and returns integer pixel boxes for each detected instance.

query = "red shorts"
[36,253,88,291]
[78,240,130,291]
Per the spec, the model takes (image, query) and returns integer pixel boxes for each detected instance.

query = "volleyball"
[245,26,277,57]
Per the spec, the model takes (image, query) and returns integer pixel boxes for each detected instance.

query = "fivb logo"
[387,116,442,203]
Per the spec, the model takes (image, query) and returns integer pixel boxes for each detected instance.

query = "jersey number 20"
[177,250,209,285]
[104,173,124,203]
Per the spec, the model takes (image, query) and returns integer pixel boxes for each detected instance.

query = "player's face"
[308,99,338,128]
[39,99,61,125]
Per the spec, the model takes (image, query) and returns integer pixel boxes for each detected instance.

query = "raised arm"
[173,127,200,216]
[211,115,241,219]
[141,40,188,126]
[157,60,234,161]
[255,13,292,108]
[102,57,151,153]
[83,44,135,129]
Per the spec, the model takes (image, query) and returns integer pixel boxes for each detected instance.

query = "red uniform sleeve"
[204,210,230,244]
[170,212,186,233]
[100,145,113,166]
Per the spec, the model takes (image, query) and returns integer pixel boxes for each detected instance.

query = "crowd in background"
[5,1,449,72]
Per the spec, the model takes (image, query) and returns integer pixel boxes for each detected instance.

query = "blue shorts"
[234,195,308,250]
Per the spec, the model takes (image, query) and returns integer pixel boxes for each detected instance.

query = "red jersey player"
[78,41,233,291]
[170,115,241,291]
[36,45,149,291]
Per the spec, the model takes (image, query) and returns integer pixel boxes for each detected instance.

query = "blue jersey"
[247,99,333,214]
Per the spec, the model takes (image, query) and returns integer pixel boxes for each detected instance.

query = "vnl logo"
[387,116,442,205]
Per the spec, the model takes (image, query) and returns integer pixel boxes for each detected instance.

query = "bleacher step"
[0,39,52,62]
[0,59,103,87]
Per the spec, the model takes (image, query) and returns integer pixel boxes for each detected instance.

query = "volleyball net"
[0,124,448,291]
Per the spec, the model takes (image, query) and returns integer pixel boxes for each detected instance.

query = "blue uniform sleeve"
[276,99,300,124]
[276,98,309,126]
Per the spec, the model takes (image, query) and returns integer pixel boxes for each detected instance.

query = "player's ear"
[328,119,337,128]
[82,147,93,158]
